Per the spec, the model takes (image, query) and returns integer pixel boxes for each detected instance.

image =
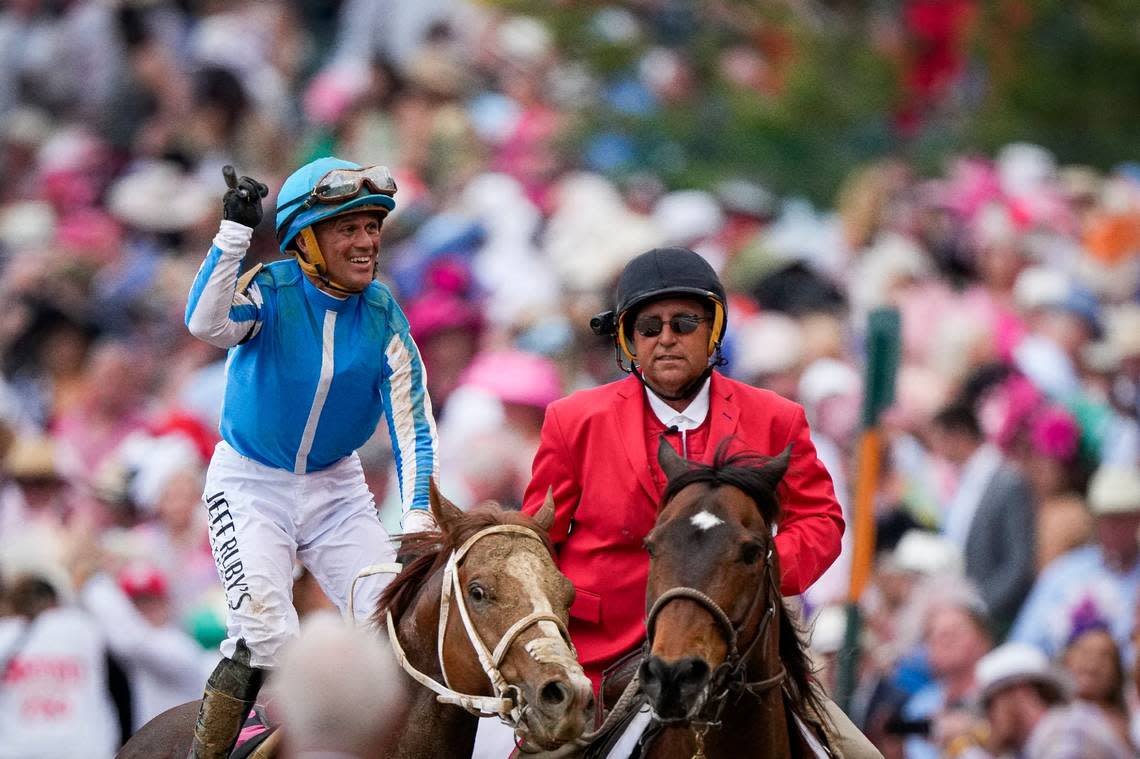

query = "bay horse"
[117,485,593,758]
[635,438,832,759]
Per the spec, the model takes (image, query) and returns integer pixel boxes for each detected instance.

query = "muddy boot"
[188,640,266,759]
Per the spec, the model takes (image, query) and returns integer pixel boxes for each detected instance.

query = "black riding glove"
[222,165,269,229]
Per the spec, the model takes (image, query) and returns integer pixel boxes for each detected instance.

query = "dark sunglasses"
[633,314,710,338]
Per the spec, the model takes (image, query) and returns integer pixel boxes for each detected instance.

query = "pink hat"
[1028,406,1079,462]
[405,293,483,343]
[460,350,562,409]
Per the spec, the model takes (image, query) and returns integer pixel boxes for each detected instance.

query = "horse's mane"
[660,440,829,727]
[372,504,554,626]
[661,440,783,526]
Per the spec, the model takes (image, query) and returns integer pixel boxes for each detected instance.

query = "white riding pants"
[203,441,396,668]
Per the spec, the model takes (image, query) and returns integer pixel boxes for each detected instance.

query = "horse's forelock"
[660,441,784,527]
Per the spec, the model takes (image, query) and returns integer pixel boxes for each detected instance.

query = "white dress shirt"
[645,378,711,458]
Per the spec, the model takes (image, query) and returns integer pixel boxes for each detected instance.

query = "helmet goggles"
[276,165,397,242]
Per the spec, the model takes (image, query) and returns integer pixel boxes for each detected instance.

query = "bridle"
[354,524,577,726]
[643,537,785,728]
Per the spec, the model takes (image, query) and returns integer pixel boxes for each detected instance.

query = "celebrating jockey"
[521,246,880,756]
[183,158,438,759]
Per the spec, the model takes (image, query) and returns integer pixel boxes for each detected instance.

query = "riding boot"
[188,640,267,759]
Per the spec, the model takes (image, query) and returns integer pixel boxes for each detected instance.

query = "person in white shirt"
[0,573,118,759]
[77,562,219,732]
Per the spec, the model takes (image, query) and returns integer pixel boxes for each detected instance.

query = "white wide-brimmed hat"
[976,643,1070,707]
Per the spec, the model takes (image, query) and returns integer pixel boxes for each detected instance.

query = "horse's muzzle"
[639,655,711,722]
[520,672,595,749]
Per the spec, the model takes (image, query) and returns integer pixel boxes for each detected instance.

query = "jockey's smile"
[298,210,383,294]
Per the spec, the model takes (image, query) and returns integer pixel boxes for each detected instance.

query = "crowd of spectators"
[0,2,1138,758]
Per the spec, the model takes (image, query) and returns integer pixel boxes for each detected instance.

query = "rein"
[643,544,785,729]
[352,524,576,726]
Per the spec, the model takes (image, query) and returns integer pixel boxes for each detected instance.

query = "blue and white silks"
[185,220,437,514]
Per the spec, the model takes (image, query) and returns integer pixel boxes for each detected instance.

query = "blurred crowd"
[0,2,1138,758]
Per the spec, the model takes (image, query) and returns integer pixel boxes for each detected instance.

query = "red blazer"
[522,372,844,687]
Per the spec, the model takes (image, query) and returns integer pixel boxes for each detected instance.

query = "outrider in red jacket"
[522,372,844,689]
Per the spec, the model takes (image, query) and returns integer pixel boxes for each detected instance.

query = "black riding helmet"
[592,247,728,362]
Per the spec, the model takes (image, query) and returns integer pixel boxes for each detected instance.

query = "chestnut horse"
[117,486,593,758]
[635,439,831,759]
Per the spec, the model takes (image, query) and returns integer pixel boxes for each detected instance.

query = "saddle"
[579,648,649,759]
[600,647,642,722]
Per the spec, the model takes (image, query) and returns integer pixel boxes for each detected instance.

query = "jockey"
[521,246,881,757]
[183,158,438,759]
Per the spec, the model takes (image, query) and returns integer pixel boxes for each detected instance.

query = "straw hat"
[4,435,62,482]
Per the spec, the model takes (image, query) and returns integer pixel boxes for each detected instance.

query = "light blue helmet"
[274,156,397,256]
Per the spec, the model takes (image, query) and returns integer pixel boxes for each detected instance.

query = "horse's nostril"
[641,656,665,686]
[678,657,710,687]
[540,680,569,706]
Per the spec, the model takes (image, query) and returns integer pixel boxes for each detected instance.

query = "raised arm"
[185,221,263,348]
[185,167,269,348]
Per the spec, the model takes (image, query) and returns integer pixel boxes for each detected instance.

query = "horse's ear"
[758,444,793,490]
[533,488,556,532]
[429,480,463,534]
[657,436,689,482]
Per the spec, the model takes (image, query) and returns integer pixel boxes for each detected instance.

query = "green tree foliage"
[965,1,1140,168]
[490,1,1140,204]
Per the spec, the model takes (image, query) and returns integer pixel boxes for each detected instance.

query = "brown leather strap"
[600,647,643,718]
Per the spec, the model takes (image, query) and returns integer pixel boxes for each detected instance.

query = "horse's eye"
[740,541,763,565]
[643,538,656,558]
[469,583,487,603]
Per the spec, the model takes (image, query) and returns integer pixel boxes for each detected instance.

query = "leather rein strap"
[643,544,786,724]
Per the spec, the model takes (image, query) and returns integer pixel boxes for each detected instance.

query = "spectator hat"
[652,190,725,246]
[405,292,483,344]
[118,562,169,599]
[976,643,1069,707]
[797,358,861,413]
[1087,464,1140,516]
[729,312,803,380]
[890,530,963,577]
[4,435,62,483]
[460,350,562,410]
[107,161,214,233]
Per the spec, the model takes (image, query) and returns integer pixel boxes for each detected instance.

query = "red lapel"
[706,373,741,460]
[614,375,661,505]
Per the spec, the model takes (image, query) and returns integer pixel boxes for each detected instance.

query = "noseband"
[643,542,785,726]
[356,524,577,726]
